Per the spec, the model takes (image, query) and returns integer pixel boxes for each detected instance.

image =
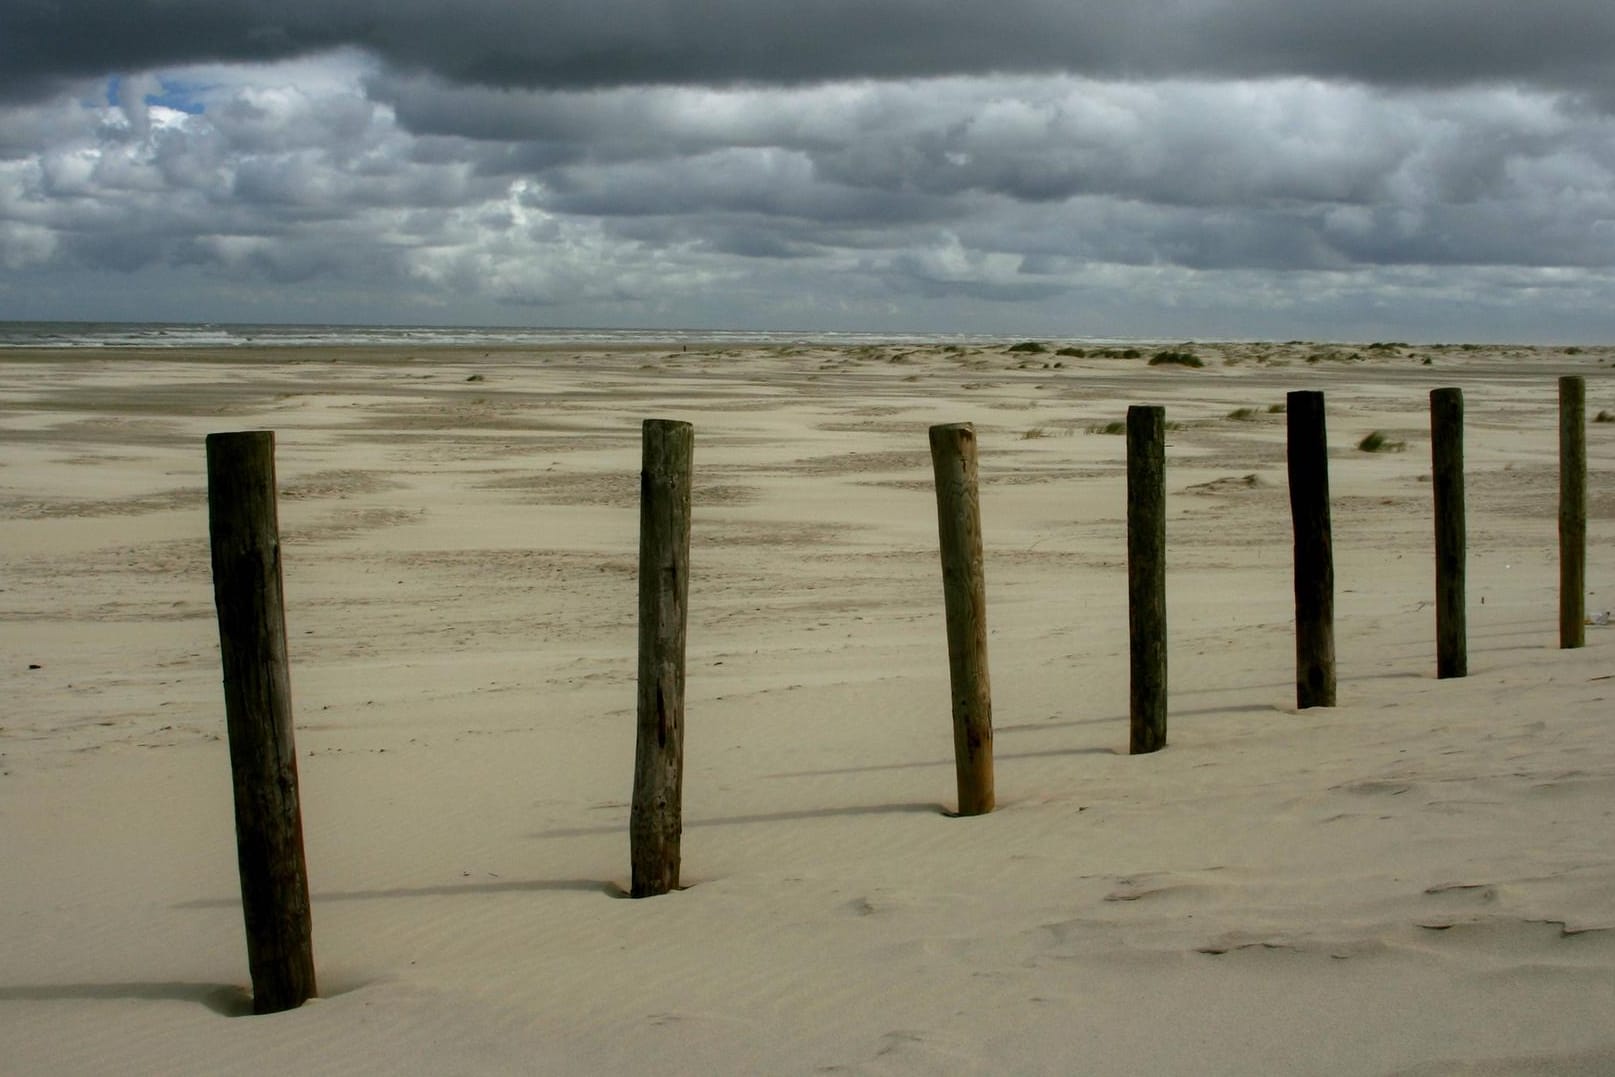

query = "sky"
[2,2,1614,341]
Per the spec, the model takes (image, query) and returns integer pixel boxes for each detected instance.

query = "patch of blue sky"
[146,78,207,115]
[104,74,207,115]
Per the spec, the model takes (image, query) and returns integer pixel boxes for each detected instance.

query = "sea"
[0,321,1091,350]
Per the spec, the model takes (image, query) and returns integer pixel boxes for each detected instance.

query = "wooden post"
[206,431,317,1015]
[631,419,693,897]
[1431,388,1467,678]
[1560,376,1586,649]
[1127,406,1168,753]
[1286,391,1336,709]
[928,422,994,816]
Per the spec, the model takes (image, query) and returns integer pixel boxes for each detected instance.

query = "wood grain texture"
[631,419,693,896]
[928,423,994,816]
[206,430,317,1014]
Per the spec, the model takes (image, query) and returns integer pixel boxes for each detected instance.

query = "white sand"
[1,340,1612,1075]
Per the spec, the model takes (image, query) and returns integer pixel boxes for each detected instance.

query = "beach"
[1,339,1612,1074]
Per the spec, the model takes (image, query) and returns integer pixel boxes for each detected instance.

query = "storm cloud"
[6,1,1615,101]
[1,2,1612,338]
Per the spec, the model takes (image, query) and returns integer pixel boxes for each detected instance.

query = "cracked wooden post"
[1286,391,1336,709]
[206,430,317,1015]
[929,422,994,816]
[1128,405,1168,753]
[1560,376,1586,649]
[1431,388,1467,678]
[631,419,693,897]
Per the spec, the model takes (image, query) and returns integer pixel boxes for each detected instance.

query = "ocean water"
[0,321,1049,350]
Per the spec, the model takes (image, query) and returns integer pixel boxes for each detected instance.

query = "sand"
[1,339,1612,1075]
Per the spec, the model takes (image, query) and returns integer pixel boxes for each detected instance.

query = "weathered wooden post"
[1431,388,1467,678]
[1286,391,1336,709]
[1560,376,1586,649]
[631,419,693,897]
[206,430,317,1015]
[928,422,994,816]
[1127,405,1168,753]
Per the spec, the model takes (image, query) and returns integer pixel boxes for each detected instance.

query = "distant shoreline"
[0,341,1605,375]
[0,321,1037,351]
[7,320,1599,352]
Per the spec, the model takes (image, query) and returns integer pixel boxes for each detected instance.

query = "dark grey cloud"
[539,147,954,227]
[5,2,1615,103]
[388,75,1615,265]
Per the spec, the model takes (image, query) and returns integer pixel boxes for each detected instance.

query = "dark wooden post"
[1286,391,1336,709]
[1127,406,1168,753]
[928,422,994,816]
[1560,376,1586,649]
[1431,388,1467,678]
[206,431,317,1015]
[631,419,693,897]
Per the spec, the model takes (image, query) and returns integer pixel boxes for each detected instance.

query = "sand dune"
[1,340,1611,1074]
